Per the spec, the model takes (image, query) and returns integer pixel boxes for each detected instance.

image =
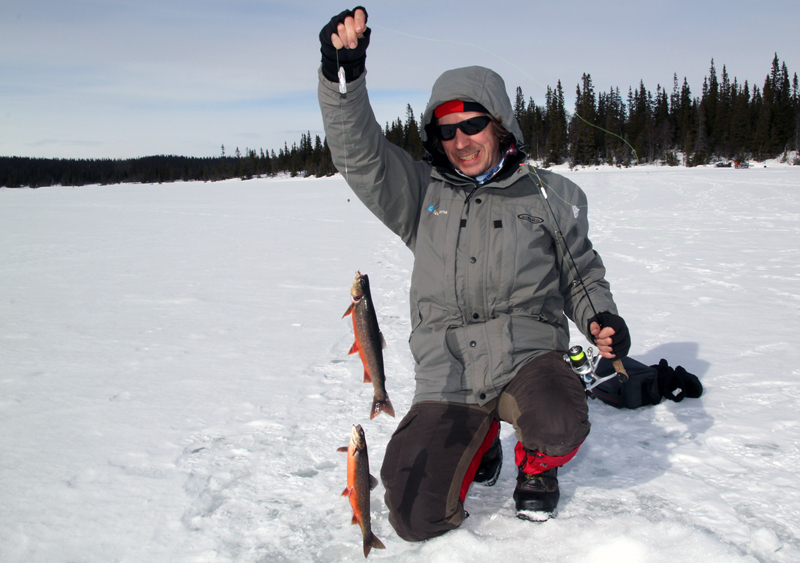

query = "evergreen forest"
[2,55,797,188]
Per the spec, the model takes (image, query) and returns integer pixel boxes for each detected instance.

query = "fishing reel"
[564,345,622,396]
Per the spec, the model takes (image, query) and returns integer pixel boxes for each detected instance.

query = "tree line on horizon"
[546,54,798,167]
[0,138,336,189]
[2,54,797,188]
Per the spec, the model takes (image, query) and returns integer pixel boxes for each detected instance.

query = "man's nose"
[453,128,470,148]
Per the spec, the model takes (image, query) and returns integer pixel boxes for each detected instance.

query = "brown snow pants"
[380,351,590,542]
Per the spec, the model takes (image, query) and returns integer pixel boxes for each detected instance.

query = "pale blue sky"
[2,0,797,159]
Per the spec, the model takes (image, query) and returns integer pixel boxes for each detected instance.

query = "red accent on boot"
[459,419,500,502]
[514,441,582,475]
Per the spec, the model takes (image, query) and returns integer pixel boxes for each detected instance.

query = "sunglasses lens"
[460,116,491,135]
[438,124,458,141]
[437,116,491,140]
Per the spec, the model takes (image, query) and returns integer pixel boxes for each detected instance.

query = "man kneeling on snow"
[318,6,631,539]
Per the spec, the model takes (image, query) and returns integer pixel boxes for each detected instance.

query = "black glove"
[651,359,703,402]
[675,365,703,398]
[587,311,631,358]
[319,7,371,82]
[652,359,684,402]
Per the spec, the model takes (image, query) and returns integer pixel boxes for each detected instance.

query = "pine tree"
[601,87,628,165]
[729,79,751,158]
[701,59,719,152]
[514,87,525,127]
[793,72,799,154]
[571,73,598,165]
[755,69,775,158]
[525,96,546,162]
[675,77,696,162]
[385,118,404,148]
[627,82,654,162]
[775,60,794,154]
[694,104,709,165]
[270,149,278,175]
[714,65,732,157]
[403,104,424,160]
[653,85,673,161]
[544,81,568,165]
[512,86,537,153]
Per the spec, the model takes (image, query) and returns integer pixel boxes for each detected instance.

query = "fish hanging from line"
[343,271,394,419]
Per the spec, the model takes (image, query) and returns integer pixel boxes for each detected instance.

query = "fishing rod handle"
[612,359,629,382]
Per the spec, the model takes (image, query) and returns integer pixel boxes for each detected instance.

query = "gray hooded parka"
[318,65,618,406]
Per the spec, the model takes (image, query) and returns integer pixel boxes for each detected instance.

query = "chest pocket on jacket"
[497,203,557,315]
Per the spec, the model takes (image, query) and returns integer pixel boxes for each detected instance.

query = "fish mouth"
[351,295,363,303]
[351,424,366,448]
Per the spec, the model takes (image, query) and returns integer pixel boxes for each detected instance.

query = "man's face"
[438,111,501,177]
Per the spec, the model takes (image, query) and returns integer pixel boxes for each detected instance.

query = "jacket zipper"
[464,186,480,205]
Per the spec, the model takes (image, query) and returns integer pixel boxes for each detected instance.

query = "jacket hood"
[421,66,526,165]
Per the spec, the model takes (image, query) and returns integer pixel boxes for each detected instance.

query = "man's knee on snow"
[385,489,466,542]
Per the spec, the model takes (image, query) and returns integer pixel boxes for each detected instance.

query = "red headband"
[434,100,490,119]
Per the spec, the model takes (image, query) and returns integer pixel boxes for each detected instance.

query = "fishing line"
[526,165,600,322]
[527,164,629,380]
[372,24,640,165]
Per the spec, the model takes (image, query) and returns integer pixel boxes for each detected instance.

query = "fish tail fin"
[363,533,386,557]
[370,396,395,419]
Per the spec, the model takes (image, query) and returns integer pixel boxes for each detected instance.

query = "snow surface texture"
[2,164,799,562]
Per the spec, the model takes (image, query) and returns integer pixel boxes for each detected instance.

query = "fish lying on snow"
[338,424,386,558]
[343,271,394,419]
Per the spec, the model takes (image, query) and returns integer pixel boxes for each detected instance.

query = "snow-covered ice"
[2,163,799,562]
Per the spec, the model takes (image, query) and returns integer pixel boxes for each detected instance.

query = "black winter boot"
[473,433,502,486]
[514,467,559,521]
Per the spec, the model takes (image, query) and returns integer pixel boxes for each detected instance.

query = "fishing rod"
[529,166,629,386]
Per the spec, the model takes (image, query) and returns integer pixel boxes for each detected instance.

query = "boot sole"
[477,464,501,487]
[516,508,556,522]
[474,444,503,487]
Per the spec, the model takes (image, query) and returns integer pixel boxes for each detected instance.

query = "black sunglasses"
[435,115,492,141]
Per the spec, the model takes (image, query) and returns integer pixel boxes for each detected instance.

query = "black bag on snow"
[592,356,662,409]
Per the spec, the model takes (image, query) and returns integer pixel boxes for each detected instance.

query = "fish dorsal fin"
[369,474,378,491]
